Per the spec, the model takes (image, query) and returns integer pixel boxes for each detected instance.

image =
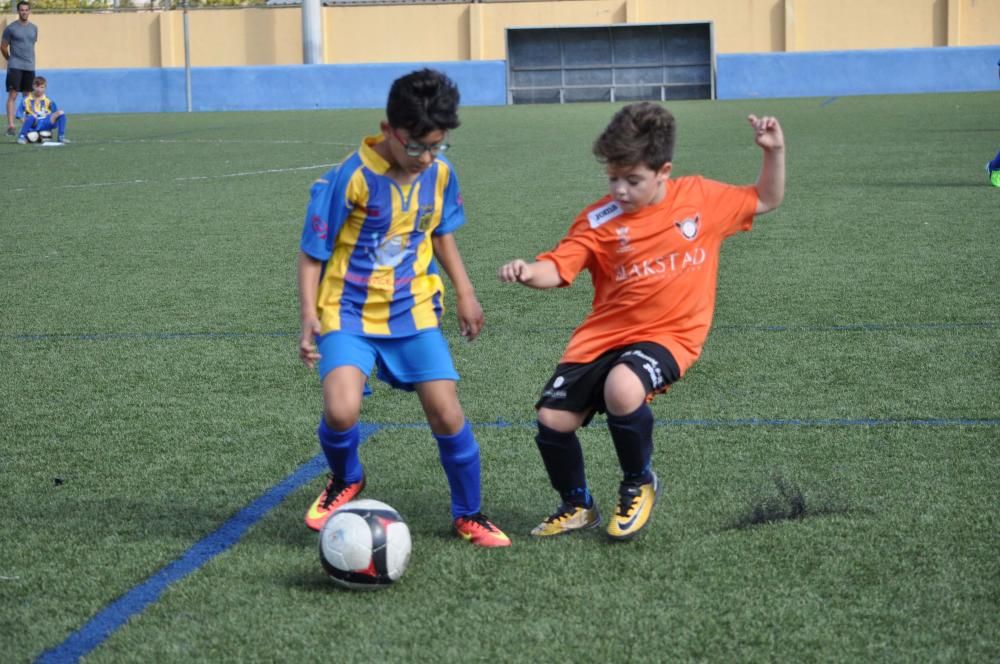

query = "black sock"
[606,404,655,484]
[535,422,592,507]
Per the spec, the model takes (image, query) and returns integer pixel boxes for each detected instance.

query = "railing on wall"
[507,22,714,104]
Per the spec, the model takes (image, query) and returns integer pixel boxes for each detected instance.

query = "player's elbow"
[755,193,784,216]
[298,249,322,267]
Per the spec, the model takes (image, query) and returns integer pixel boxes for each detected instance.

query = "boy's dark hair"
[386,68,460,138]
[33,76,46,86]
[17,1,30,9]
[593,102,676,170]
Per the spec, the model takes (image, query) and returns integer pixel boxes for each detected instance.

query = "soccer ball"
[23,130,52,144]
[319,499,411,590]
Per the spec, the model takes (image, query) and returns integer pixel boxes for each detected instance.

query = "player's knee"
[604,390,646,416]
[604,365,647,416]
[425,406,465,436]
[418,381,465,435]
[322,411,357,431]
[322,399,361,431]
[537,407,584,433]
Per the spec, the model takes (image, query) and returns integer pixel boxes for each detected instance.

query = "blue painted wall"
[716,46,999,99]
[35,46,999,114]
[41,61,507,114]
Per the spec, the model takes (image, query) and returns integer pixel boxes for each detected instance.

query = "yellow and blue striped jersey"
[20,94,57,119]
[300,134,467,337]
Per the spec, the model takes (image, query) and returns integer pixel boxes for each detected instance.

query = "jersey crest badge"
[616,226,633,254]
[675,214,700,240]
[587,201,623,228]
[418,204,434,231]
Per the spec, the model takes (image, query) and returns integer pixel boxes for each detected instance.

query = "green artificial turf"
[1,93,997,662]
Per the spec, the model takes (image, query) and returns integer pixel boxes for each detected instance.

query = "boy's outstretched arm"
[432,233,484,341]
[498,259,562,289]
[749,114,785,215]
[297,250,323,369]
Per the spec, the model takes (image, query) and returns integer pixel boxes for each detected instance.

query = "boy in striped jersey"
[297,69,510,547]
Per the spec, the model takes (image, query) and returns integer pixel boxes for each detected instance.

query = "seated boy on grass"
[17,76,68,144]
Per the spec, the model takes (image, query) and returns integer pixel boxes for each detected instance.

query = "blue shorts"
[316,329,459,391]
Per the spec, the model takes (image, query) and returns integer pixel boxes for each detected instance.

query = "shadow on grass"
[723,474,856,530]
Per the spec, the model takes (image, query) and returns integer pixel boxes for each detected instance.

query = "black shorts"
[6,68,35,94]
[535,341,681,423]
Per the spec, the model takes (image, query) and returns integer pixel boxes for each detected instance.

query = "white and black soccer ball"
[25,130,40,143]
[319,499,411,590]
[39,130,53,142]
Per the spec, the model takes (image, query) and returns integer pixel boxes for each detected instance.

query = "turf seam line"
[10,163,337,194]
[7,320,998,342]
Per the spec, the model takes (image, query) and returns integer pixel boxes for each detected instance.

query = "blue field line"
[652,417,1000,427]
[6,320,999,343]
[34,422,379,664]
[821,96,839,107]
[33,414,999,662]
[360,417,1000,430]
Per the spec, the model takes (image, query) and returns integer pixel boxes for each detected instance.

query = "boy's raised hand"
[748,114,784,152]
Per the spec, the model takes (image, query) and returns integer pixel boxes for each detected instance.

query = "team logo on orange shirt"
[675,214,700,240]
[616,226,633,254]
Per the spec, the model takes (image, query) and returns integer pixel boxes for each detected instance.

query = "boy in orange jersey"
[499,102,785,540]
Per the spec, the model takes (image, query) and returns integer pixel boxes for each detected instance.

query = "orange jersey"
[537,176,758,375]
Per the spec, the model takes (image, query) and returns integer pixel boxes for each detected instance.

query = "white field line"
[106,138,357,146]
[11,163,338,193]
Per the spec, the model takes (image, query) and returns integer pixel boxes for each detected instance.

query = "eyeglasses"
[390,127,449,158]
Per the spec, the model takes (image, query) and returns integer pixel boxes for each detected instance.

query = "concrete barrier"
[31,46,999,113]
[717,46,1000,99]
[38,61,507,114]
